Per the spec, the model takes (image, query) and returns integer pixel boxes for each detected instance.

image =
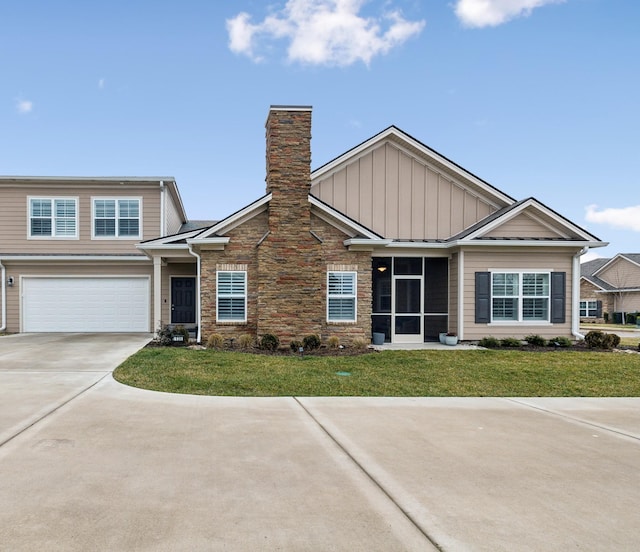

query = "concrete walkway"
[1,334,639,550]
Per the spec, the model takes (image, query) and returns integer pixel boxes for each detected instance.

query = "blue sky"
[2,0,638,261]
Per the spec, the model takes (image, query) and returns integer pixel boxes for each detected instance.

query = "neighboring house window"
[580,300,600,317]
[29,198,78,238]
[492,272,550,322]
[327,271,357,322]
[217,271,246,322]
[93,198,141,238]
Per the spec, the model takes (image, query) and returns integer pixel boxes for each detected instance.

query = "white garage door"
[22,277,150,332]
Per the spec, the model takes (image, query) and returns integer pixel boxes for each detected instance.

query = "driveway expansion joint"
[293,397,445,552]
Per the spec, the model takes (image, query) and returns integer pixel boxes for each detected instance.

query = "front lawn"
[114,348,640,397]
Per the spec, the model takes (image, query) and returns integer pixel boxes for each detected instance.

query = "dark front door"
[171,277,196,324]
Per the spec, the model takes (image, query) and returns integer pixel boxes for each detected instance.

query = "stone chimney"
[257,105,322,342]
[265,105,312,230]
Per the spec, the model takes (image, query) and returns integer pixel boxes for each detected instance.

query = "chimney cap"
[269,105,312,112]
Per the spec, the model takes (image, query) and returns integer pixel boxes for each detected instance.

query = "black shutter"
[550,272,566,323]
[475,272,491,323]
[596,300,603,318]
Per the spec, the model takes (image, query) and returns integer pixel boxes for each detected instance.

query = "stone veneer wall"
[199,106,371,346]
[579,279,611,323]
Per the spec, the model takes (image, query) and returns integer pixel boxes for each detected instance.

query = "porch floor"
[372,342,481,351]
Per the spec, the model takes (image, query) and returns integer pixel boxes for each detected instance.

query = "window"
[327,271,357,322]
[216,271,246,322]
[93,198,141,238]
[580,300,599,317]
[492,272,550,322]
[29,198,77,238]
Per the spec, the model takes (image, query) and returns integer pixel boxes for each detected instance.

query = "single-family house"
[1,105,607,343]
[580,254,640,323]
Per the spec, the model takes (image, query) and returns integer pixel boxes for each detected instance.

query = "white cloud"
[585,204,640,232]
[226,0,425,66]
[454,0,565,28]
[580,250,602,263]
[16,99,33,114]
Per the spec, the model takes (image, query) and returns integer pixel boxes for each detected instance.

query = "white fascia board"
[0,255,150,262]
[197,195,271,239]
[311,128,514,206]
[186,237,230,245]
[309,196,381,240]
[140,228,204,246]
[452,239,607,248]
[381,241,449,249]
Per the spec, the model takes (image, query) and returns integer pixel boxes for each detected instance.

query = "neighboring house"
[0,177,189,332]
[138,105,606,344]
[580,254,640,323]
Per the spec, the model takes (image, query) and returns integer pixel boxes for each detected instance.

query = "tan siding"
[165,192,183,235]
[0,184,161,254]
[2,261,153,332]
[598,258,640,288]
[462,249,575,340]
[484,213,564,239]
[311,141,498,240]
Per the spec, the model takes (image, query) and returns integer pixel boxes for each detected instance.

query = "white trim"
[27,196,79,240]
[216,270,247,324]
[458,250,464,340]
[0,259,6,331]
[593,253,640,277]
[0,255,150,262]
[327,270,357,323]
[91,196,143,240]
[153,257,162,333]
[195,195,271,240]
[187,245,202,343]
[489,270,551,324]
[309,196,381,240]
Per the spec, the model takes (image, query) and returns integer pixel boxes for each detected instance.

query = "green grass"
[114,348,640,397]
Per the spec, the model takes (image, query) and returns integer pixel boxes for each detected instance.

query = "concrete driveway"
[1,334,640,551]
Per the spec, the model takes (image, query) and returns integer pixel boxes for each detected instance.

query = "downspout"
[572,247,589,340]
[187,244,202,344]
[159,180,166,235]
[0,259,6,332]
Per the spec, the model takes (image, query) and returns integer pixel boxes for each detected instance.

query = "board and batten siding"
[598,257,640,289]
[311,142,496,240]
[462,249,574,340]
[2,261,153,332]
[1,184,161,255]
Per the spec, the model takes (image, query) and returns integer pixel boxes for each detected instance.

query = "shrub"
[549,336,572,348]
[327,336,340,348]
[157,324,189,346]
[290,340,303,352]
[237,334,255,349]
[478,336,501,348]
[206,333,224,349]
[500,337,522,348]
[604,333,621,349]
[303,334,321,350]
[584,330,619,349]
[259,333,280,351]
[525,334,547,347]
[352,337,368,350]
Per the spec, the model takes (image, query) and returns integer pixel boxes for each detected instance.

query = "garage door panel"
[23,278,150,332]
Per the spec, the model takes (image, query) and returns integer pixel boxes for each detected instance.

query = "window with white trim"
[29,198,78,238]
[93,198,141,238]
[580,300,599,317]
[216,271,247,322]
[492,272,549,322]
[327,271,357,322]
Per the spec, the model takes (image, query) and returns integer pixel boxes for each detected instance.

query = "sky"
[2,0,638,261]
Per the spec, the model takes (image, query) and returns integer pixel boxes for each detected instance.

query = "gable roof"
[311,126,516,209]
[581,257,614,291]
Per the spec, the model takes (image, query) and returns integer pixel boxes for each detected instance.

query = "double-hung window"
[93,198,141,238]
[580,300,599,317]
[327,271,357,322]
[492,272,550,322]
[216,271,247,322]
[29,198,78,238]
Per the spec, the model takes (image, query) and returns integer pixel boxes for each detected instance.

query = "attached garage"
[22,277,150,332]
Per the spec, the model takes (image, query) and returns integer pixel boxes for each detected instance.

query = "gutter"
[572,247,589,340]
[0,259,5,332]
[187,244,202,344]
